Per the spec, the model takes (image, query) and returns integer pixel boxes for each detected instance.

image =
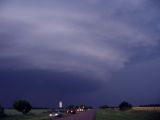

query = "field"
[1,109,51,120]
[132,107,160,112]
[96,109,160,120]
[2,108,160,120]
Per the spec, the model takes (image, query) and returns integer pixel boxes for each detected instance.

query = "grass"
[132,107,160,112]
[1,109,52,120]
[96,109,160,120]
[2,108,160,120]
[5,109,50,115]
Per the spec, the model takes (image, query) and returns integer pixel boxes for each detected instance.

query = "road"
[57,109,96,120]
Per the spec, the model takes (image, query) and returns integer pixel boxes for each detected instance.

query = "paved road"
[57,109,96,120]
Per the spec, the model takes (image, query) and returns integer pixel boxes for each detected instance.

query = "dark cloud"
[0,0,160,106]
[0,69,102,107]
[0,34,11,50]
[0,0,159,76]
[109,58,160,105]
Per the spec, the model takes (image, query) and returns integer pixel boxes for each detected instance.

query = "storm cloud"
[0,0,159,79]
[0,0,160,106]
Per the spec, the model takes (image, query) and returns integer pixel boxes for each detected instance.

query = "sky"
[0,0,160,108]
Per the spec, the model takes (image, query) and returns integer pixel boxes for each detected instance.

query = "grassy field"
[1,109,51,120]
[132,107,160,112]
[96,109,160,120]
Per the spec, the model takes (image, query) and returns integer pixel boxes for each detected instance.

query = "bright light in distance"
[54,113,58,116]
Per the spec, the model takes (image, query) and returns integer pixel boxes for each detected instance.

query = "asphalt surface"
[57,109,96,120]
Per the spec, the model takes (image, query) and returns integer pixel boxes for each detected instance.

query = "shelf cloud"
[0,0,160,107]
[1,0,159,80]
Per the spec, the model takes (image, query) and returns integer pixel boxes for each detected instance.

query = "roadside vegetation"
[132,106,160,112]
[119,101,132,111]
[1,100,160,120]
[1,101,91,120]
[13,100,32,115]
[0,104,6,118]
[97,101,160,120]
[1,100,51,120]
[96,109,160,120]
[2,109,50,120]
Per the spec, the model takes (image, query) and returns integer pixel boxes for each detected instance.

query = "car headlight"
[54,113,58,116]
[49,113,53,117]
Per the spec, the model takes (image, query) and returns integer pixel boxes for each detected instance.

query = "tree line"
[139,104,160,107]
[99,101,132,111]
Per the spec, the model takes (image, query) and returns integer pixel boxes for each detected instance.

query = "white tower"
[59,101,63,108]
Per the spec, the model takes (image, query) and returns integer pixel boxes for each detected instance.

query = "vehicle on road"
[49,109,63,118]
[76,108,84,112]
[66,108,76,114]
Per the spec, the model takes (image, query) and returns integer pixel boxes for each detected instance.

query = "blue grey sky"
[0,0,160,107]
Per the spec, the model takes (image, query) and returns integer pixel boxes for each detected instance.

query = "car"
[76,108,84,112]
[66,108,76,114]
[49,110,63,118]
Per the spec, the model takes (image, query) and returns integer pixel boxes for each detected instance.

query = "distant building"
[59,101,63,108]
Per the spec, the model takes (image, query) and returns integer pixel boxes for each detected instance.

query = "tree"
[67,105,75,109]
[119,101,132,111]
[13,100,32,114]
[99,105,109,109]
[0,104,5,118]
